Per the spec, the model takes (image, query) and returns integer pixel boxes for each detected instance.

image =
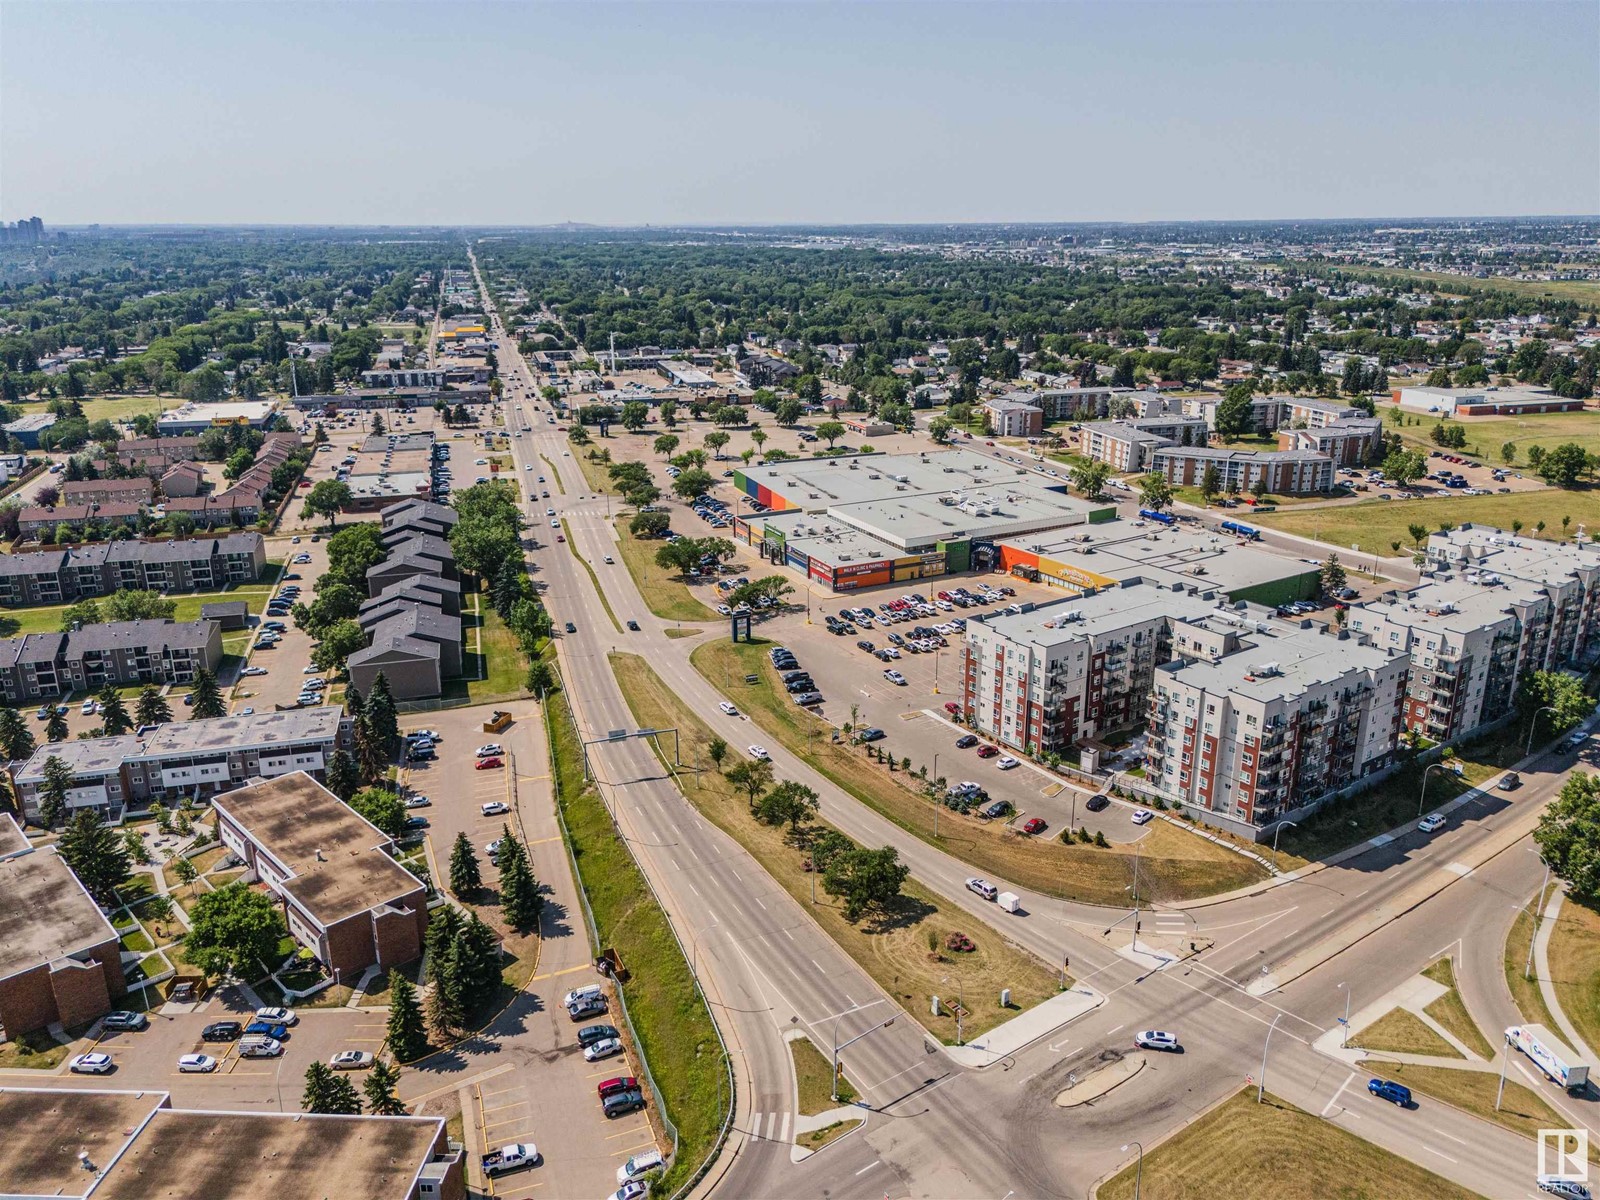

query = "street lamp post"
[932,752,940,838]
[1527,705,1558,757]
[1257,1012,1283,1103]
[1336,981,1351,1048]
[1419,761,1452,817]
[1271,819,1298,870]
[1525,859,1552,981]
[831,1016,895,1102]
[1120,1143,1144,1200]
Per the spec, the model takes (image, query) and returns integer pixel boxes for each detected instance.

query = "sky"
[3,0,1595,225]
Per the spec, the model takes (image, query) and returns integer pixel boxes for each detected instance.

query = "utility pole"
[1525,860,1551,980]
[1257,1012,1283,1103]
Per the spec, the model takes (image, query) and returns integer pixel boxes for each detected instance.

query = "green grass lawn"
[1296,261,1600,311]
[1348,1007,1462,1058]
[11,395,186,425]
[462,598,530,705]
[0,584,272,637]
[1506,880,1560,1029]
[1386,405,1600,463]
[1256,489,1600,555]
[1097,1088,1480,1200]
[548,687,727,1198]
[561,520,622,632]
[1546,893,1600,1060]
[791,1035,856,1114]
[1421,957,1496,1058]
[612,518,716,622]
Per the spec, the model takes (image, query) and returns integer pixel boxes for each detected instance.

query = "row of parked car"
[563,983,649,1120]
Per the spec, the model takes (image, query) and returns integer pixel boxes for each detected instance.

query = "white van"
[562,983,605,1008]
[617,1148,666,1185]
[239,1035,283,1058]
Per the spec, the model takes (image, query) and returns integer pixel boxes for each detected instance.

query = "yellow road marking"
[530,963,591,982]
[611,1137,657,1157]
[605,1123,649,1140]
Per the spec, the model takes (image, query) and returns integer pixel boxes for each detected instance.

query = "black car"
[603,1089,647,1119]
[784,679,815,693]
[626,620,640,631]
[1085,795,1110,812]
[404,816,429,830]
[564,622,577,633]
[980,800,1013,820]
[856,640,875,653]
[779,669,810,681]
[202,1021,242,1041]
[955,734,979,749]
[577,1023,621,1048]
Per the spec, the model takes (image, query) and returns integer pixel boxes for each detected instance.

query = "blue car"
[1367,1078,1412,1107]
[246,1021,288,1040]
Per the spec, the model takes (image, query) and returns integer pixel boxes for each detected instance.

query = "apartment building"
[214,773,428,980]
[1181,393,1284,433]
[1149,447,1335,495]
[349,508,465,700]
[961,586,1221,751]
[1077,416,1210,472]
[1427,525,1600,668]
[0,619,221,704]
[19,503,142,536]
[983,396,1044,437]
[1145,623,1406,831]
[11,706,349,823]
[60,479,154,508]
[1277,418,1383,466]
[0,816,127,1037]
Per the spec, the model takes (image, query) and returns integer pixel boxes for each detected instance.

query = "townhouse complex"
[0,533,265,606]
[0,618,222,704]
[10,706,349,824]
[349,499,464,700]
[961,523,1600,839]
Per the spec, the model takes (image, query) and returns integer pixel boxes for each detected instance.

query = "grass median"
[613,518,716,622]
[1505,878,1559,1028]
[689,636,1267,905]
[1349,1007,1462,1059]
[1421,957,1496,1058]
[539,453,565,494]
[611,652,1062,1044]
[1096,1088,1481,1200]
[560,519,623,633]
[547,684,726,1197]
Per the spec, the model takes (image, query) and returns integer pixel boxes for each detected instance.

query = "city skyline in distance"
[2,0,1596,226]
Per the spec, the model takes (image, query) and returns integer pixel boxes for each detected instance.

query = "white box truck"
[996,892,1021,914]
[1507,1024,1590,1091]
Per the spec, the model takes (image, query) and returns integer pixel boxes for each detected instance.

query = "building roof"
[1159,622,1393,702]
[200,600,250,618]
[3,413,58,433]
[0,1088,167,1198]
[0,846,119,984]
[1151,446,1330,466]
[136,706,343,759]
[15,735,143,783]
[737,448,1042,511]
[0,812,29,860]
[156,400,278,428]
[65,619,214,654]
[970,585,1223,648]
[348,635,440,668]
[1017,523,1320,599]
[382,497,457,529]
[213,773,424,927]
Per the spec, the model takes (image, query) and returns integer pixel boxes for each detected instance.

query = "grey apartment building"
[0,619,222,705]
[0,533,266,607]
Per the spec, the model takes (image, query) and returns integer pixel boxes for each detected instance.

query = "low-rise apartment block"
[0,533,265,606]
[983,396,1044,437]
[0,619,221,704]
[214,773,428,980]
[1150,446,1335,495]
[0,815,126,1037]
[1077,416,1210,472]
[12,706,349,823]
[1277,418,1383,466]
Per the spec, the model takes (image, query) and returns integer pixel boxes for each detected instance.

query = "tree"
[724,758,775,807]
[1407,522,1430,549]
[754,780,819,835]
[301,480,352,529]
[1538,442,1590,489]
[1199,464,1222,503]
[60,598,103,630]
[928,415,953,443]
[816,421,846,448]
[134,685,171,728]
[1527,444,1547,469]
[172,855,199,893]
[630,510,670,538]
[823,845,910,923]
[653,434,679,458]
[45,706,68,744]
[362,1059,408,1115]
[312,619,368,673]
[371,413,387,436]
[449,831,481,898]
[524,659,555,696]
[386,970,428,1061]
[350,786,406,839]
[58,809,131,906]
[325,749,360,801]
[775,398,804,426]
[365,673,400,756]
[1501,442,1517,465]
[98,686,132,736]
[1320,554,1346,596]
[707,737,728,771]
[38,754,75,828]
[1520,670,1596,734]
[1382,448,1426,488]
[498,836,543,932]
[1069,461,1110,500]
[703,430,730,458]
[185,881,288,980]
[302,1061,363,1115]
[0,706,35,762]
[1213,384,1255,440]
[103,590,177,623]
[750,429,769,460]
[1535,773,1600,903]
[188,669,225,719]
[1137,473,1173,512]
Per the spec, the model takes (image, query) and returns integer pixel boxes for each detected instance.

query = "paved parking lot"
[229,535,329,713]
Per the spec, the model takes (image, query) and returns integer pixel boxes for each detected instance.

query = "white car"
[303,664,320,674]
[583,1036,624,1063]
[1418,813,1446,833]
[330,1050,374,1070]
[255,1006,297,1025]
[477,744,504,758]
[747,745,770,761]
[1134,1030,1179,1052]
[551,519,560,528]
[883,669,906,685]
[545,507,556,516]
[177,1053,218,1073]
[966,877,998,900]
[241,666,268,677]
[80,699,97,715]
[603,555,614,564]
[410,729,441,742]
[485,838,504,858]
[1130,808,1154,825]
[718,701,739,716]
[716,605,732,616]
[71,1052,114,1074]
[995,756,1020,770]
[481,800,511,816]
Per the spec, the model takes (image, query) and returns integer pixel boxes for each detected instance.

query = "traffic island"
[1053,1050,1145,1108]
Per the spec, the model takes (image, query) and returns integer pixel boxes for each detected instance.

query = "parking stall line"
[605,1123,650,1140]
[611,1137,656,1157]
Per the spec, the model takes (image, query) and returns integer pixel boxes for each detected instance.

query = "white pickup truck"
[482,1143,539,1177]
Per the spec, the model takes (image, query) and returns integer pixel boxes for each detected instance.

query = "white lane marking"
[1106,1024,1124,1035]
[811,959,825,973]
[1422,1146,1457,1163]
[855,1161,881,1176]
[755,896,767,910]
[1443,861,1474,878]
[783,929,794,941]
[1321,1071,1356,1117]
[780,1112,791,1143]
[751,1111,763,1138]
[1431,1128,1470,1146]
[688,883,701,897]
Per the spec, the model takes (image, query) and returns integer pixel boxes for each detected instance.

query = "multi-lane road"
[469,248,1595,1199]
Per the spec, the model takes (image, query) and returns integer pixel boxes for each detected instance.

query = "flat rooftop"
[970,585,1222,648]
[1431,524,1600,586]
[1161,622,1392,701]
[93,1108,445,1200]
[828,482,1107,550]
[15,734,143,783]
[1020,523,1319,598]
[0,847,119,983]
[348,472,433,501]
[137,706,343,758]
[0,811,29,860]
[214,773,424,926]
[736,448,1034,511]
[758,510,905,568]
[0,1088,165,1198]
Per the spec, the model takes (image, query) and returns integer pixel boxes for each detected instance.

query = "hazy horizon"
[4,0,1596,226]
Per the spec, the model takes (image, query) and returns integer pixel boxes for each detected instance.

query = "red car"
[943,701,961,716]
[597,1075,638,1100]
[556,534,566,543]
[475,756,504,770]
[975,745,1000,759]
[1021,818,1047,836]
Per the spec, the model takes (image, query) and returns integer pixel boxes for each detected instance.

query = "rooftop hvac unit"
[1252,662,1282,677]
[868,474,881,480]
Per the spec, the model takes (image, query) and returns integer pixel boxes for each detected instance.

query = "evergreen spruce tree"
[188,669,225,719]
[58,808,131,905]
[0,706,36,762]
[385,970,428,1061]
[134,685,172,727]
[498,841,542,933]
[426,951,464,1036]
[302,1060,363,1114]
[362,1059,408,1115]
[45,706,68,744]
[324,749,360,801]
[457,910,504,1000]
[37,755,74,828]
[365,673,400,757]
[98,686,133,736]
[448,832,481,898]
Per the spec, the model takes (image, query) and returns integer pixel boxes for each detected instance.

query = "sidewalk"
[942,983,1103,1068]
[1533,887,1600,1061]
